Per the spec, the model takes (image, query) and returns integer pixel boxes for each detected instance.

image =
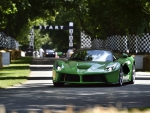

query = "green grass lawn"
[0,57,33,88]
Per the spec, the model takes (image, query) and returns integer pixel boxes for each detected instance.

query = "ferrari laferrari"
[52,48,136,87]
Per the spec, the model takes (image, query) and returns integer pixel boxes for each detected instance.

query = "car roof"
[46,49,55,51]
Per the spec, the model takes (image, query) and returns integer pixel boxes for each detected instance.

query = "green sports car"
[52,48,136,87]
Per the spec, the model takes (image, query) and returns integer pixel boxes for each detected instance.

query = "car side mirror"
[122,53,128,58]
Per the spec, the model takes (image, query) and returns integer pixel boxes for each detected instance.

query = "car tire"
[53,82,64,87]
[118,67,124,86]
[129,65,136,84]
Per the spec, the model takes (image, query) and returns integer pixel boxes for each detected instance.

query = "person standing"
[39,47,44,58]
[33,50,39,58]
[67,48,74,58]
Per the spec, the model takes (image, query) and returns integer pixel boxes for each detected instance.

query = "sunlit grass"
[0,57,33,88]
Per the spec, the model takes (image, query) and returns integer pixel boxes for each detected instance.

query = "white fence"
[81,33,150,53]
[0,32,19,50]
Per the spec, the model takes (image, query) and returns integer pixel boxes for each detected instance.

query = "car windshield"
[70,50,113,62]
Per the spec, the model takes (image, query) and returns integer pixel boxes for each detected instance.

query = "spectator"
[39,47,44,58]
[33,50,39,58]
[67,48,74,58]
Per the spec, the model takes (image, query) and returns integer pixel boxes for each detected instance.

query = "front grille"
[59,74,106,83]
[60,74,80,82]
[82,74,106,82]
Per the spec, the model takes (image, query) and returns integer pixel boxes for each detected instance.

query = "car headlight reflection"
[56,64,64,71]
[106,67,113,71]
[106,63,117,72]
[57,66,62,71]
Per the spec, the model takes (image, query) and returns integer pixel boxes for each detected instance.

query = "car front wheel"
[129,65,136,84]
[118,67,124,86]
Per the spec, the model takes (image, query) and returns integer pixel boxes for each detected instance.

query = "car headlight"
[55,62,64,71]
[106,63,117,72]
[106,67,113,71]
[57,66,62,71]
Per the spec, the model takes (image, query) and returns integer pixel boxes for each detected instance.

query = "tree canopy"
[0,0,150,51]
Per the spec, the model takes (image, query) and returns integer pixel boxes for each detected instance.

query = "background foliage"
[0,0,150,52]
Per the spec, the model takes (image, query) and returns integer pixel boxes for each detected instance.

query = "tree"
[0,0,150,51]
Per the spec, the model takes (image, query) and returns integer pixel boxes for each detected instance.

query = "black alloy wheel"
[118,67,124,86]
[129,65,136,84]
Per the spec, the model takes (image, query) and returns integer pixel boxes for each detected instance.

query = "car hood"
[56,60,120,74]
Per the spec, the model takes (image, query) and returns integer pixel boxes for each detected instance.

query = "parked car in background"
[45,49,55,57]
[25,48,33,56]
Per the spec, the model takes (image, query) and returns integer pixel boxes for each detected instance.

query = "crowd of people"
[33,47,44,58]
[32,47,76,58]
